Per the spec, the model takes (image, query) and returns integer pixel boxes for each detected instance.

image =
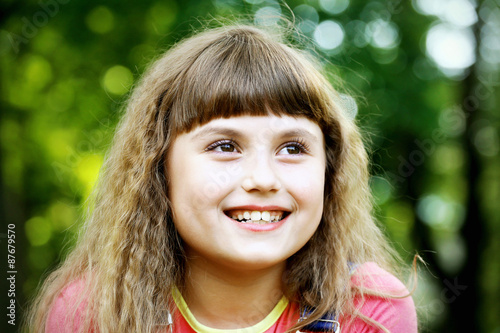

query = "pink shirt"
[46,262,417,332]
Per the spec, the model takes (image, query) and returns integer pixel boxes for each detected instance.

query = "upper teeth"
[251,211,261,221]
[227,210,285,224]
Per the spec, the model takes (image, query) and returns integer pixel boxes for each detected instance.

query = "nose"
[241,152,281,193]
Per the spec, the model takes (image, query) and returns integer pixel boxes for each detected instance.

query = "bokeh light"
[416,194,465,231]
[294,4,319,34]
[314,20,344,50]
[25,216,53,246]
[474,125,500,157]
[85,6,115,34]
[319,0,349,15]
[413,0,477,27]
[426,23,476,77]
[254,6,282,27]
[479,8,500,65]
[102,65,134,95]
[366,19,400,49]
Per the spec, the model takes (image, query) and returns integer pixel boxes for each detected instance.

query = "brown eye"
[206,140,239,153]
[279,143,305,155]
[218,143,235,152]
[285,146,300,154]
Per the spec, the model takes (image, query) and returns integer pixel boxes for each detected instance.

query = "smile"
[224,209,290,224]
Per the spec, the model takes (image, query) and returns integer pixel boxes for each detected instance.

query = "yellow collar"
[171,286,289,333]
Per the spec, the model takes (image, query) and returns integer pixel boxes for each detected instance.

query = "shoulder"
[45,279,91,333]
[351,262,409,294]
[345,262,418,333]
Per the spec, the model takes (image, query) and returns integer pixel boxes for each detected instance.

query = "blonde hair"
[26,24,407,333]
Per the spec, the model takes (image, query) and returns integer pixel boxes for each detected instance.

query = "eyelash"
[205,139,239,152]
[205,138,310,155]
[283,138,310,154]
[279,138,309,155]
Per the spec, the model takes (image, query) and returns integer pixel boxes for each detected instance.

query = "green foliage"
[1,0,499,332]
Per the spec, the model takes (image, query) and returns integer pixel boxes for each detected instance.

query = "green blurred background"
[1,0,499,332]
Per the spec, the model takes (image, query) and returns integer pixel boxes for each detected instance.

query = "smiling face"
[167,115,326,272]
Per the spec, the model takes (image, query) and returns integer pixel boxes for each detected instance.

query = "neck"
[181,256,286,330]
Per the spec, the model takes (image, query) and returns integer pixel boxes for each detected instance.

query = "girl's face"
[168,115,326,272]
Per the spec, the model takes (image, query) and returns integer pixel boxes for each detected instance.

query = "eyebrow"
[191,126,320,142]
[191,127,242,141]
[279,129,319,142]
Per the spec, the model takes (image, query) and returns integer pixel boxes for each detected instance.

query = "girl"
[27,25,418,332]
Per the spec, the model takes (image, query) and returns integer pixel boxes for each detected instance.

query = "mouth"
[224,209,291,224]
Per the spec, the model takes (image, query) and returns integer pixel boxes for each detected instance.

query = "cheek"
[171,159,238,212]
[286,164,325,202]
[169,168,218,235]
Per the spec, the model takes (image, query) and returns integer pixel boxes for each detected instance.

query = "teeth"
[226,209,287,224]
[251,211,261,221]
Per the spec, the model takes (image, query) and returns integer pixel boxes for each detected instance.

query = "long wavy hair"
[26,24,406,332]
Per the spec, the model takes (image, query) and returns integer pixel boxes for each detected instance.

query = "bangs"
[165,27,329,134]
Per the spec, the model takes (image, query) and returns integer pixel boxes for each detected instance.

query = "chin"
[220,251,290,272]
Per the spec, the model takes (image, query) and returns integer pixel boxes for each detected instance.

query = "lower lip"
[226,214,289,232]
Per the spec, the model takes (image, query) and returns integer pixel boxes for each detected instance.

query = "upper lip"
[223,205,291,212]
